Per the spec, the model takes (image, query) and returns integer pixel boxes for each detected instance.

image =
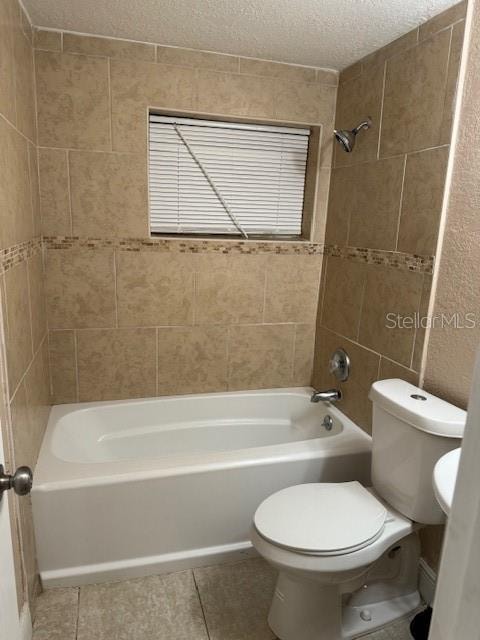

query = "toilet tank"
[369,379,466,524]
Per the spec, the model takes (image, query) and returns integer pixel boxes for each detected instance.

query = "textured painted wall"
[428,14,480,619]
[423,3,480,410]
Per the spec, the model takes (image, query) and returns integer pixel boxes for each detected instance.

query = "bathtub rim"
[33,387,372,492]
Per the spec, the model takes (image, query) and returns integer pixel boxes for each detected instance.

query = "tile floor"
[32,558,417,640]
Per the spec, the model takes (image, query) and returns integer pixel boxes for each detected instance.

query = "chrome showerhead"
[334,117,372,152]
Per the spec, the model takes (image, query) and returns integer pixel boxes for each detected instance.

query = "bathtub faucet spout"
[310,389,342,403]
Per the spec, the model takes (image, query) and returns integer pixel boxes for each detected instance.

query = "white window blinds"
[148,114,310,236]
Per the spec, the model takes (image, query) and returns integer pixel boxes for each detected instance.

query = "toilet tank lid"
[369,379,466,438]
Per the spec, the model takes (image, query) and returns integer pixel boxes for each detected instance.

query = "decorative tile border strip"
[0,237,43,275]
[1,237,434,273]
[325,244,434,274]
[43,236,325,256]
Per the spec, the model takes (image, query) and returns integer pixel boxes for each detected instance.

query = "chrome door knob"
[0,464,33,500]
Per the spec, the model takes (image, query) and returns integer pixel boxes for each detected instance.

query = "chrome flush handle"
[0,464,33,501]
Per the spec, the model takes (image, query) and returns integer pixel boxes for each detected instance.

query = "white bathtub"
[32,387,372,587]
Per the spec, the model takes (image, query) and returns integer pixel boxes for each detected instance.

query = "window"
[148,114,310,238]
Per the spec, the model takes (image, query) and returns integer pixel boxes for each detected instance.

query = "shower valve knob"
[0,464,33,501]
[329,348,351,382]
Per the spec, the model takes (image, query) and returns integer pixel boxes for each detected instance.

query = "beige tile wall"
[46,248,322,402]
[32,29,337,402]
[0,0,51,616]
[34,31,337,236]
[315,1,466,433]
[313,1,466,571]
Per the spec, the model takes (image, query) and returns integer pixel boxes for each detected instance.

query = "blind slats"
[148,115,310,236]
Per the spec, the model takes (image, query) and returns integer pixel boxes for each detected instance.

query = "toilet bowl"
[252,482,420,639]
[251,379,466,640]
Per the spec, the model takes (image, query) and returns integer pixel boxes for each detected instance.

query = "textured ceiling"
[24,0,460,70]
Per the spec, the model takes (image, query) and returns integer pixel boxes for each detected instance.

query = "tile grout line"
[25,257,35,358]
[225,323,230,391]
[34,27,339,81]
[11,14,18,136]
[107,57,113,151]
[7,331,48,405]
[73,329,80,402]
[75,585,80,640]
[0,110,36,147]
[408,272,424,370]
[341,15,461,89]
[52,321,318,332]
[32,22,42,248]
[45,329,54,400]
[0,275,12,410]
[324,141,450,171]
[28,142,37,238]
[33,139,456,161]
[192,271,198,325]
[320,321,420,375]
[440,25,455,138]
[192,570,212,640]
[113,249,119,328]
[376,60,388,160]
[318,255,329,327]
[261,268,268,322]
[66,149,73,234]
[37,144,141,155]
[226,324,232,390]
[155,327,159,395]
[290,324,298,384]
[394,154,408,251]
[355,272,368,343]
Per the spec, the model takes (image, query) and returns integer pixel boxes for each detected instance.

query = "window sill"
[150,233,312,243]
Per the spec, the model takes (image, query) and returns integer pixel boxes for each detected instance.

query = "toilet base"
[343,590,421,638]
[268,534,421,640]
[268,572,343,640]
[268,573,420,640]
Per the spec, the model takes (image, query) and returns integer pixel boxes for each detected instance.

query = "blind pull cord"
[172,123,249,239]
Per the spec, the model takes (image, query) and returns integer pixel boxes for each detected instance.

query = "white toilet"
[251,379,466,640]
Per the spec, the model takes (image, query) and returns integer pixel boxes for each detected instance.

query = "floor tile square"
[194,558,277,640]
[76,571,208,640]
[33,587,79,640]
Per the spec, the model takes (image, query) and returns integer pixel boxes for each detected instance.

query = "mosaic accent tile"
[1,237,433,275]
[324,244,434,274]
[42,235,325,256]
[0,237,43,275]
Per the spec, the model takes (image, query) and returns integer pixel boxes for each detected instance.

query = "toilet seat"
[254,482,387,556]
